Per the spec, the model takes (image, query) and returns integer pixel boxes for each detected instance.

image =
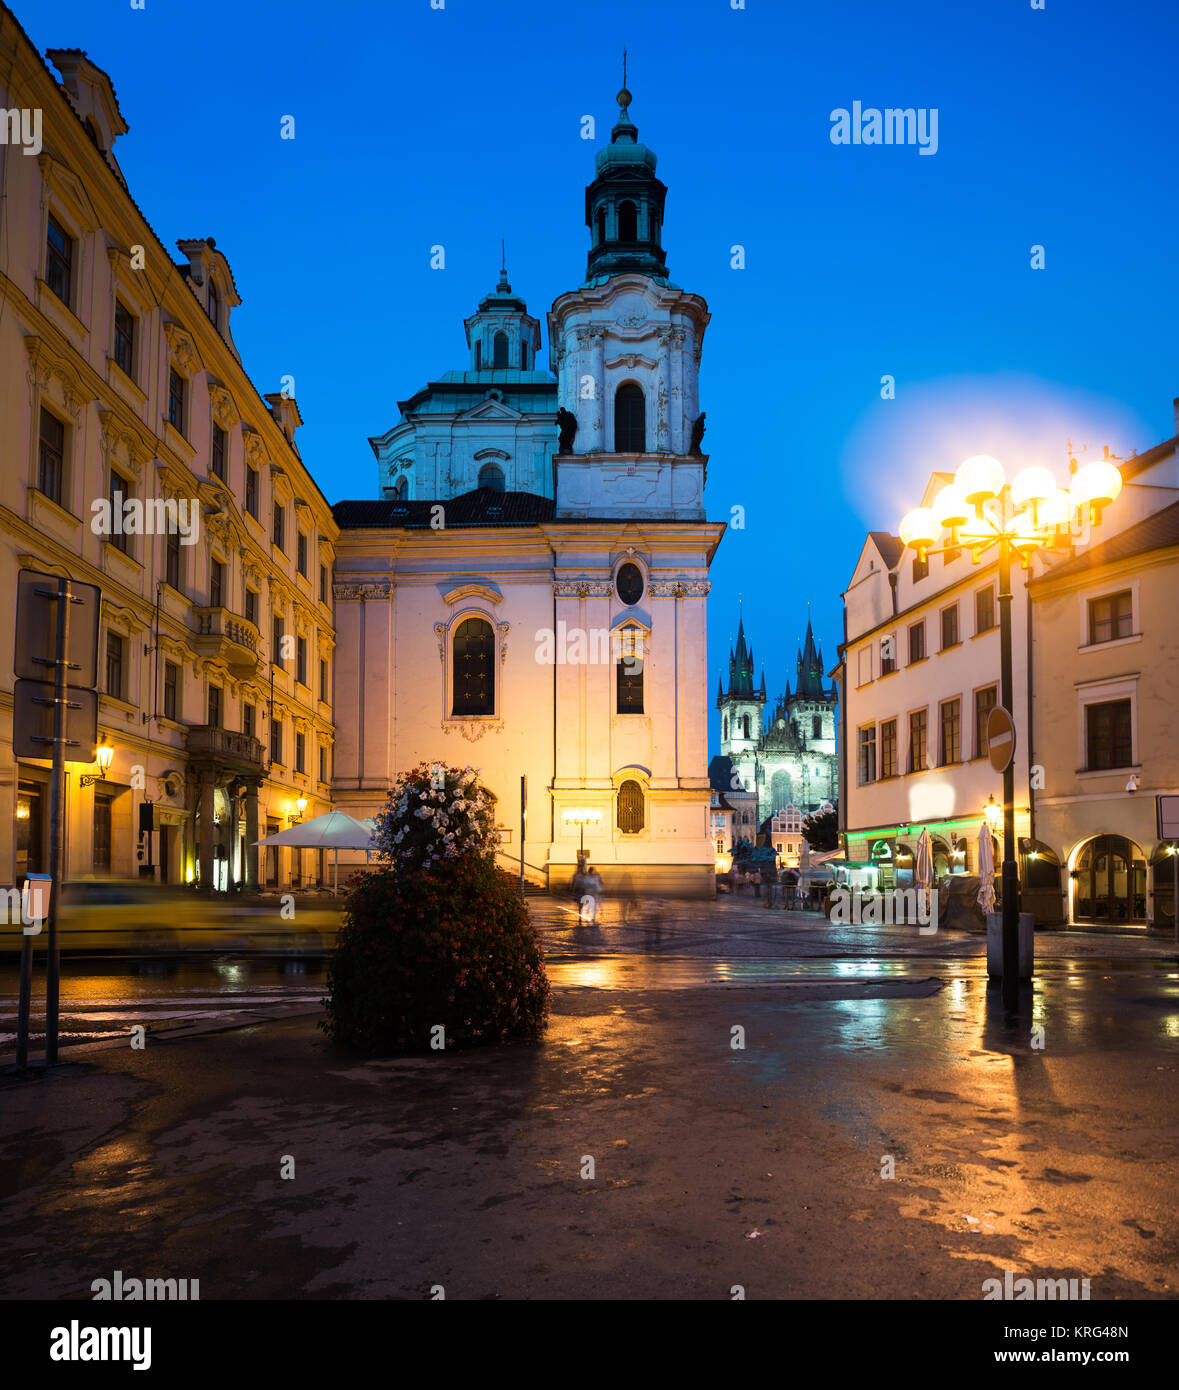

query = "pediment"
[458,398,524,423]
[440,580,503,606]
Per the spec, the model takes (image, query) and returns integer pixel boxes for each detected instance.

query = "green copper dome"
[584,81,670,285]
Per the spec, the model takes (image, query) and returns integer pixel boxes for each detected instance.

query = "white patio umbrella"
[977,821,996,915]
[255,810,374,895]
[915,827,934,921]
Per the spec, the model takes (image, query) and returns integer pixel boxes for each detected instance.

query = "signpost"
[12,571,101,1068]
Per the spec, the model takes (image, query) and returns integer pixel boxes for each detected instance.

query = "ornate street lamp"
[79,735,114,788]
[563,807,601,857]
[899,454,1123,1005]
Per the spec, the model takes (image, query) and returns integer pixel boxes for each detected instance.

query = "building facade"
[0,29,337,892]
[716,617,839,823]
[331,84,725,896]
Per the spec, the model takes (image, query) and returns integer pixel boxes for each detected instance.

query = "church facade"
[331,83,725,897]
[716,618,839,824]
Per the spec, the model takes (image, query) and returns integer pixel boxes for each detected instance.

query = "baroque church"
[715,617,839,823]
[330,81,725,896]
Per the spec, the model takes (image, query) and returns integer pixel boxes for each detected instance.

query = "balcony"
[186,725,266,772]
[191,605,261,676]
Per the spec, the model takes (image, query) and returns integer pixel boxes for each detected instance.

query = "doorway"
[1073,835,1147,925]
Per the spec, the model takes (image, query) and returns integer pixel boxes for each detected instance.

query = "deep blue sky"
[25,0,1179,746]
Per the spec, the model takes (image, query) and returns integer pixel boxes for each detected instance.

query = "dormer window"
[208,281,220,330]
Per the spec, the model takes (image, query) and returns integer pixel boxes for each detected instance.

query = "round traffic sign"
[986,705,1016,774]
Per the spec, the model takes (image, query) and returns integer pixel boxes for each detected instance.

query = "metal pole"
[519,775,525,900]
[45,578,71,1064]
[1172,846,1177,944]
[998,535,1020,1008]
[15,929,32,1068]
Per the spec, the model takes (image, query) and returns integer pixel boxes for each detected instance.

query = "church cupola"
[464,253,542,373]
[584,72,670,287]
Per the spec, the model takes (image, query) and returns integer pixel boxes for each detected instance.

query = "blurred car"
[0,880,342,957]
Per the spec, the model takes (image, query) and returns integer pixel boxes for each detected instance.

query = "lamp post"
[563,808,601,863]
[900,453,1123,1007]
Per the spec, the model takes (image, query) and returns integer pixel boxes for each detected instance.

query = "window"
[617,778,645,834]
[244,587,258,628]
[616,562,644,605]
[975,686,997,758]
[208,281,220,329]
[943,544,961,564]
[208,684,221,727]
[880,634,897,675]
[163,662,178,721]
[614,382,645,452]
[452,617,494,716]
[975,586,996,633]
[940,604,959,650]
[296,531,308,576]
[46,214,73,304]
[93,795,112,874]
[618,200,637,241]
[105,631,124,699]
[857,646,873,685]
[296,636,308,687]
[912,554,928,583]
[1086,699,1132,770]
[38,409,65,504]
[245,465,259,518]
[909,708,928,772]
[166,527,181,590]
[243,703,255,740]
[939,698,961,765]
[272,616,284,667]
[723,716,728,741]
[880,719,898,778]
[108,472,131,553]
[478,463,505,492]
[272,501,285,552]
[616,631,644,714]
[211,424,226,480]
[908,621,926,664]
[319,658,328,703]
[1088,591,1133,645]
[493,331,508,368]
[296,731,306,774]
[857,725,877,785]
[812,715,822,738]
[114,300,135,378]
[319,564,328,604]
[743,715,750,738]
[318,744,327,783]
[168,369,186,434]
[210,558,224,609]
[520,341,528,370]
[270,718,283,766]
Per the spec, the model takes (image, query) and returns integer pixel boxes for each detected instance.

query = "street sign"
[1157,795,1179,840]
[14,569,101,687]
[986,706,1016,774]
[11,680,98,762]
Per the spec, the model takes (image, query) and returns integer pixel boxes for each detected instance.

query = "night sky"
[25,0,1179,745]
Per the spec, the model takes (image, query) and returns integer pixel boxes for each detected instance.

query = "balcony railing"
[191,605,261,675]
[185,724,266,769]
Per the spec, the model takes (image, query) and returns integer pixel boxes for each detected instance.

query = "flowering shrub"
[322,763,550,1053]
[322,856,551,1053]
[369,762,498,875]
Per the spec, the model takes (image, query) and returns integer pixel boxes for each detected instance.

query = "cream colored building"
[0,30,337,891]
[1029,422,1179,928]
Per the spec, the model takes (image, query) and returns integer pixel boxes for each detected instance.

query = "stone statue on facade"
[689,411,706,455]
[557,407,578,455]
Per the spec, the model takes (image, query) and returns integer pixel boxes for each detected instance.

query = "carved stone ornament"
[163,321,200,376]
[333,581,393,600]
[618,313,647,329]
[209,384,240,429]
[496,621,511,664]
[553,579,614,598]
[434,622,447,662]
[443,718,504,743]
[649,579,711,598]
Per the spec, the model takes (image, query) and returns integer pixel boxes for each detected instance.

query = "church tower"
[548,79,710,520]
[718,615,766,797]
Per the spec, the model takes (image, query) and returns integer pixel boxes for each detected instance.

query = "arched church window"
[597,207,606,245]
[614,382,645,453]
[743,715,750,738]
[478,463,505,492]
[452,617,494,716]
[474,341,481,370]
[493,332,508,368]
[618,200,637,242]
[617,779,645,834]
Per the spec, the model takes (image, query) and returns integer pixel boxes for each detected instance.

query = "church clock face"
[777,719,786,729]
[616,562,644,606]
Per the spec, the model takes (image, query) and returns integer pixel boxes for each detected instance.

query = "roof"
[868,530,904,569]
[1032,498,1179,583]
[333,487,556,530]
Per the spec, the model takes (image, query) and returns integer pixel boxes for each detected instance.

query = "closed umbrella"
[977,821,996,915]
[915,827,934,921]
[255,810,374,895]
